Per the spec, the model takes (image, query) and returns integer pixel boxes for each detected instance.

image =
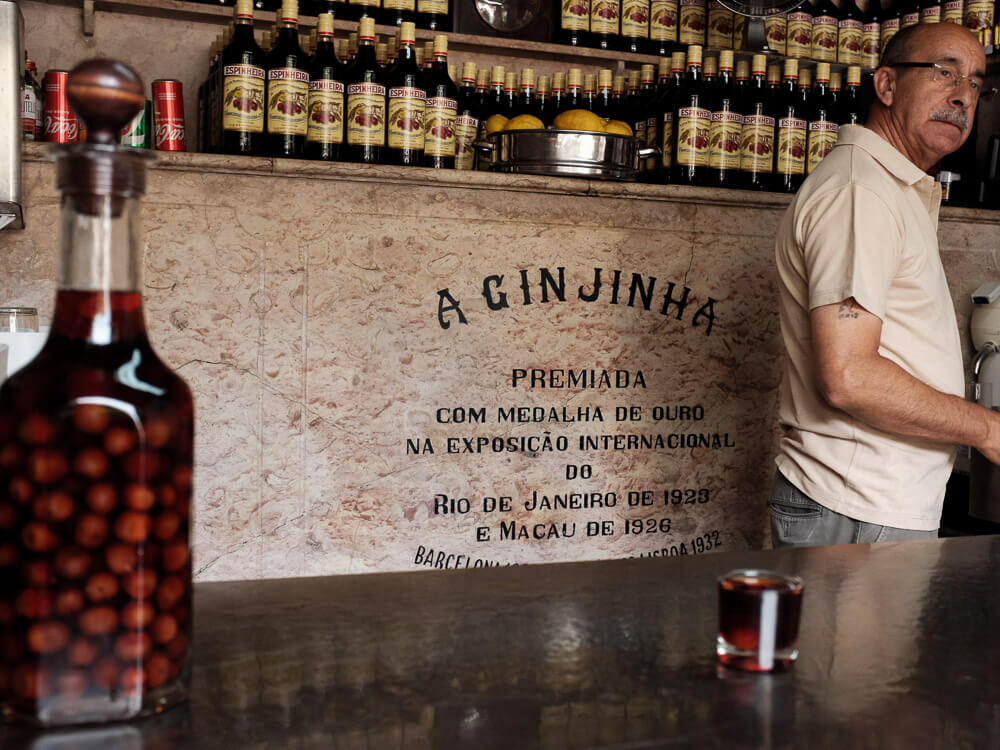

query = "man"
[771,22,1000,546]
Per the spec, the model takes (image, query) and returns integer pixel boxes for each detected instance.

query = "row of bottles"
[203,0,450,30]
[557,0,997,63]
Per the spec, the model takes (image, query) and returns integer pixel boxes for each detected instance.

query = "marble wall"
[4,145,997,581]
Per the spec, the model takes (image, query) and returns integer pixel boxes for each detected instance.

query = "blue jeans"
[769,471,939,547]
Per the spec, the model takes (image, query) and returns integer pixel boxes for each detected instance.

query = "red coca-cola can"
[152,79,186,151]
[43,70,80,143]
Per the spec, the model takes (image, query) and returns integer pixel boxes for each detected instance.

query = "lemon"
[552,109,606,133]
[604,120,634,136]
[504,114,546,131]
[484,114,509,134]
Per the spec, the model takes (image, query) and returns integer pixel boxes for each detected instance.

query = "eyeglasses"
[888,62,997,101]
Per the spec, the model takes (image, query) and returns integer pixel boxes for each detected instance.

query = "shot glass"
[717,569,804,672]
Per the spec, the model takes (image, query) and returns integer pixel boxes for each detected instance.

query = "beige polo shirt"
[774,124,964,531]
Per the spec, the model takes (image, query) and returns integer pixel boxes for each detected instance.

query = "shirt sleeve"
[795,183,904,320]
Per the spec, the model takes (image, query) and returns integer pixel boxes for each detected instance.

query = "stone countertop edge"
[22,142,1000,222]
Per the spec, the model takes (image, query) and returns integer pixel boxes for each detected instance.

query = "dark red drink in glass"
[717,569,803,672]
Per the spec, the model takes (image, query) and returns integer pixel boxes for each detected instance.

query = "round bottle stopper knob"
[66,59,145,145]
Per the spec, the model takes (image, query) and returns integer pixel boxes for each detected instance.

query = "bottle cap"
[553,71,565,90]
[537,75,551,94]
[847,64,861,85]
[376,42,388,62]
[400,21,416,44]
[504,72,517,92]
[235,0,254,20]
[751,53,767,75]
[491,65,506,86]
[719,50,734,70]
[704,56,718,76]
[783,58,799,78]
[358,18,375,41]
[280,0,298,23]
[415,47,425,67]
[568,68,582,87]
[433,34,447,56]
[462,61,477,83]
[627,69,641,86]
[584,73,596,93]
[658,57,670,76]
[599,68,613,88]
[815,61,831,82]
[423,40,434,63]
[736,59,749,79]
[476,68,489,87]
[449,63,457,81]
[687,45,703,66]
[830,70,842,89]
[521,68,535,88]
[348,31,358,52]
[671,51,687,72]
[317,13,334,35]
[799,67,812,87]
[641,63,655,82]
[613,74,625,94]
[767,63,781,83]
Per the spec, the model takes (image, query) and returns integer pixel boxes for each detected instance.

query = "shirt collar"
[836,124,930,187]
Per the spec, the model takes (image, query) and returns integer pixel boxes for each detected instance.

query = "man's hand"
[811,297,1000,462]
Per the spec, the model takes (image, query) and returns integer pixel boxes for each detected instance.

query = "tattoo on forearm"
[838,300,860,320]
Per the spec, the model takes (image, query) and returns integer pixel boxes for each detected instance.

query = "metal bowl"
[475,129,659,181]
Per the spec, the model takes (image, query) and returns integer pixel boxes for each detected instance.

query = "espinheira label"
[765,16,787,53]
[223,65,266,133]
[739,114,775,172]
[709,110,743,170]
[811,15,838,61]
[346,83,386,146]
[388,87,427,150]
[661,112,674,168]
[776,117,807,175]
[455,114,479,170]
[562,0,590,30]
[679,0,706,45]
[424,96,457,157]
[307,79,344,145]
[677,106,711,167]
[881,17,900,47]
[267,68,309,135]
[807,120,838,173]
[650,0,678,40]
[838,18,863,63]
[964,0,994,29]
[921,5,941,21]
[622,0,651,37]
[786,12,812,57]
[707,0,733,47]
[591,0,620,34]
[862,24,880,67]
[902,10,920,25]
[943,0,963,22]
[418,0,448,11]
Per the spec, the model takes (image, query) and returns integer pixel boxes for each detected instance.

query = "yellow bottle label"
[223,65,266,133]
[387,87,426,150]
[739,114,775,173]
[807,119,838,173]
[455,114,479,170]
[418,0,448,12]
[776,117,806,175]
[661,112,674,168]
[346,83,387,146]
[384,0,414,9]
[645,115,657,170]
[862,24,880,68]
[351,0,379,7]
[706,1,733,47]
[920,5,941,22]
[943,0,964,23]
[786,12,812,57]
[306,79,345,144]
[678,0,706,44]
[964,0,994,30]
[764,15,786,54]
[811,15,838,61]
[267,68,309,136]
[708,110,743,170]
[881,17,900,47]
[650,0,678,40]
[676,107,711,167]
[424,96,457,157]
[733,13,746,49]
[591,0,620,34]
[561,0,591,30]
[837,19,863,64]
[902,9,919,25]
[622,0,651,37]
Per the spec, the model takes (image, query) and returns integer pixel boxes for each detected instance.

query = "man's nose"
[950,80,977,108]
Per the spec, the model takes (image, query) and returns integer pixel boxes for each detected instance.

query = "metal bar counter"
[4,536,1000,749]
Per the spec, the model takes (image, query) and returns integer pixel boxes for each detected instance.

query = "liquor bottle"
[882,0,902,46]
[558,0,591,45]
[459,67,486,157]
[551,72,565,115]
[561,68,584,113]
[537,74,552,122]
[811,0,839,62]
[765,13,788,54]
[594,69,618,119]
[482,65,506,125]
[205,35,222,153]
[449,64,458,84]
[830,70,842,106]
[943,0,964,24]
[674,44,710,185]
[775,58,806,193]
[348,32,359,62]
[266,0,309,158]
[806,61,839,174]
[590,0,621,49]
[735,57,749,95]
[641,65,659,174]
[423,35,458,169]
[348,0,380,22]
[626,71,646,142]
[504,72,519,115]
[921,0,943,23]
[964,0,994,31]
[386,22,425,166]
[862,1,881,68]
[0,58,194,727]
[786,3,814,58]
[767,63,781,94]
[678,0,707,46]
[383,0,415,26]
[512,68,543,118]
[305,12,345,161]
[840,64,864,124]
[422,41,435,72]
[377,42,390,69]
[583,73,598,111]
[21,56,43,141]
[612,73,627,114]
[221,0,266,156]
[739,54,776,190]
[650,0,679,54]
[657,50,686,181]
[622,0,651,52]
[838,0,864,64]
[707,0,734,48]
[344,17,387,163]
[418,0,452,31]
[797,65,811,102]
[901,0,921,27]
[703,54,718,87]
[708,49,742,188]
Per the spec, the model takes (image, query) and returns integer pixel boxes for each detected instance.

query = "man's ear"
[872,67,895,107]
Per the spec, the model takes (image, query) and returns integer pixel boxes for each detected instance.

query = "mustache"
[929,109,969,131]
